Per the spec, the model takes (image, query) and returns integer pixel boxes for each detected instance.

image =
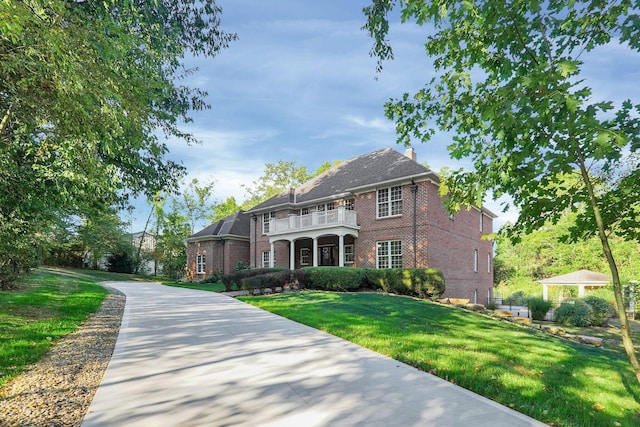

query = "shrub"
[200,272,220,284]
[505,291,528,306]
[554,300,594,327]
[527,297,552,321]
[234,259,250,271]
[220,268,286,291]
[582,295,614,326]
[302,267,364,291]
[241,270,293,293]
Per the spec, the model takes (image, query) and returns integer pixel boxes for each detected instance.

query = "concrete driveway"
[82,282,545,426]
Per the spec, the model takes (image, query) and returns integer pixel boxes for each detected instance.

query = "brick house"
[246,148,496,304]
[186,210,250,279]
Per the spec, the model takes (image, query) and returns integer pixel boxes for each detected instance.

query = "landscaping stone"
[514,317,532,325]
[465,303,485,312]
[539,325,566,335]
[495,310,513,317]
[576,335,603,347]
[448,298,470,305]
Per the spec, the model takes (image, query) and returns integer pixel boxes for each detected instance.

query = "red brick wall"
[187,238,250,279]
[247,180,494,304]
[353,180,493,304]
[423,180,494,303]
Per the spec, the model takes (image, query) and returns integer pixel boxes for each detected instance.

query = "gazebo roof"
[538,269,611,286]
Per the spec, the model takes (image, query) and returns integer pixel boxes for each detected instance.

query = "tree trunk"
[134,208,154,274]
[578,160,640,384]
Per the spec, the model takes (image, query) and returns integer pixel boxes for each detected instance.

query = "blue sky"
[128,0,640,233]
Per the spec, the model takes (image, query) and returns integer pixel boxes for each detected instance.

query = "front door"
[320,246,334,266]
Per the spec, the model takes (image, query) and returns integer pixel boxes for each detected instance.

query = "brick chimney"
[404,147,417,162]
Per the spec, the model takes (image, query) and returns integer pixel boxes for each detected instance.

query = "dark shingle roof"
[249,148,435,212]
[187,210,250,241]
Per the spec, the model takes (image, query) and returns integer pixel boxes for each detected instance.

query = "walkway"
[82,282,545,426]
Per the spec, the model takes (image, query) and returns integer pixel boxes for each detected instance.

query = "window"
[344,244,354,264]
[377,186,402,218]
[344,199,354,210]
[487,252,492,273]
[301,207,309,216]
[474,249,478,272]
[196,254,206,274]
[262,251,271,268]
[263,211,276,234]
[300,248,310,265]
[479,211,484,232]
[376,240,402,268]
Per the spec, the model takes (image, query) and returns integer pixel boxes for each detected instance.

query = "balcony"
[268,206,359,238]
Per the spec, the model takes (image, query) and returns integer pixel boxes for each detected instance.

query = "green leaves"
[0,0,236,285]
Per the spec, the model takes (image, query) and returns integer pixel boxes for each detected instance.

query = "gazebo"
[539,269,611,301]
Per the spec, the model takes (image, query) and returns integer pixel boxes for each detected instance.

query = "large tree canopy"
[0,0,235,283]
[364,0,640,381]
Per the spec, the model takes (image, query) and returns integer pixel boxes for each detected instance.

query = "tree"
[495,211,640,295]
[241,160,340,209]
[211,196,242,222]
[364,0,640,382]
[0,0,236,284]
[154,200,191,279]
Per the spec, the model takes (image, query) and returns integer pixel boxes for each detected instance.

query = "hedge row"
[219,268,286,291]
[236,267,445,300]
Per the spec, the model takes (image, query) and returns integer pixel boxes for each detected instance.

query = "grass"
[239,291,640,427]
[0,266,150,389]
[162,281,226,292]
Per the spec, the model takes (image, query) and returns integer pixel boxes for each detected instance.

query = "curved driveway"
[82,282,544,426]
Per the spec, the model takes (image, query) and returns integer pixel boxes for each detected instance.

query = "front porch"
[265,206,359,269]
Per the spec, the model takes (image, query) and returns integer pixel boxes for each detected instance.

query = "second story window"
[377,185,402,218]
[344,199,354,210]
[263,211,276,234]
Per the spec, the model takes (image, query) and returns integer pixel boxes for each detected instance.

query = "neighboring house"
[246,147,496,304]
[186,211,251,279]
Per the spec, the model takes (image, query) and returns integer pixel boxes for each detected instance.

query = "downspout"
[222,239,226,274]
[410,181,418,268]
[252,215,257,269]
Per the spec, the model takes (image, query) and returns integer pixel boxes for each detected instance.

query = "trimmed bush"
[240,270,292,293]
[528,297,552,321]
[220,268,286,291]
[294,267,444,300]
[302,267,365,291]
[554,300,594,327]
[582,295,614,326]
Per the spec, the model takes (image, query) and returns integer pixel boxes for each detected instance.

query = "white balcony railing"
[268,206,357,235]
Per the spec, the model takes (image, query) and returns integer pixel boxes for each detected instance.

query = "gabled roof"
[538,269,611,285]
[186,210,250,242]
[248,148,437,213]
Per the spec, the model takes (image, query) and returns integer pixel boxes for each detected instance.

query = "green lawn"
[240,291,640,427]
[0,267,147,389]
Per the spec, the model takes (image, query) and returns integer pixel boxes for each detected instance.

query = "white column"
[313,238,318,267]
[289,240,295,270]
[543,284,549,301]
[578,284,585,297]
[270,242,275,268]
[338,235,344,267]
